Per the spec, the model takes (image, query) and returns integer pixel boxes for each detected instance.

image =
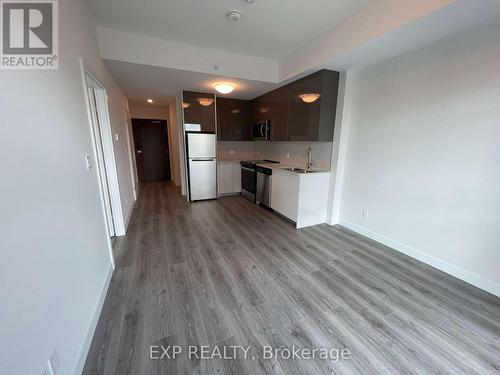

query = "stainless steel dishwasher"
[256,166,272,208]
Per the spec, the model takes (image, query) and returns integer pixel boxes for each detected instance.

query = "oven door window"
[241,167,256,193]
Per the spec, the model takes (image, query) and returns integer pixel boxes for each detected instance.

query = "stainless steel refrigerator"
[186,132,217,201]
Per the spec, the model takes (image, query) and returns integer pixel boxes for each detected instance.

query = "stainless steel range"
[240,160,279,203]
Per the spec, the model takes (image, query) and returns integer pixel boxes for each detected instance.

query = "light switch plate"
[114,133,119,141]
[362,208,368,218]
[85,155,92,171]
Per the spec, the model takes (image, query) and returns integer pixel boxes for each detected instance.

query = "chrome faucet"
[306,147,313,170]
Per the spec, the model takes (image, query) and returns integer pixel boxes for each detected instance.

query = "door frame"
[79,59,126,266]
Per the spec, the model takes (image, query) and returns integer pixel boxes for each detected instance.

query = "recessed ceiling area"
[90,0,374,59]
[99,0,500,108]
[104,59,279,106]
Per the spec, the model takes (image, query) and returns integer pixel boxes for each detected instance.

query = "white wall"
[98,27,278,82]
[0,1,135,374]
[339,21,500,296]
[129,105,169,120]
[168,104,182,186]
[176,93,188,196]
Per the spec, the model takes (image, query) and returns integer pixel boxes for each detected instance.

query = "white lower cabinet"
[217,161,241,196]
[271,171,299,222]
[271,169,330,228]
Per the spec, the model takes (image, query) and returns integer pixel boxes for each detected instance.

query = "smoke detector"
[227,10,242,23]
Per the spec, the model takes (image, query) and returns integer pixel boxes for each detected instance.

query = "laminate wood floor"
[83,182,500,375]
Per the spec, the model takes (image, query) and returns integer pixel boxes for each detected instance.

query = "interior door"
[87,86,116,237]
[132,119,171,182]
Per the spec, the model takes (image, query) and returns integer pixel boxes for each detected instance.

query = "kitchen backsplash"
[256,142,332,171]
[218,141,257,161]
[218,141,333,171]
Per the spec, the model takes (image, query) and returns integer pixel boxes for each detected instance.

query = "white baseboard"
[338,219,500,298]
[72,264,114,375]
[124,197,137,232]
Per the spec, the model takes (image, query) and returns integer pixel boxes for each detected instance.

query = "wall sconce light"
[182,102,190,109]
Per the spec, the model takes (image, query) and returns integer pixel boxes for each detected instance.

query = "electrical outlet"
[49,350,59,374]
[229,149,234,155]
[286,152,290,159]
[362,208,368,218]
[114,133,119,141]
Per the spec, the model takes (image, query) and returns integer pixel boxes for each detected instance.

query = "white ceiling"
[98,0,500,106]
[90,0,374,59]
[104,59,279,106]
[323,0,500,71]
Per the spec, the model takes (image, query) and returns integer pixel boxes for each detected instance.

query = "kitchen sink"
[282,167,320,174]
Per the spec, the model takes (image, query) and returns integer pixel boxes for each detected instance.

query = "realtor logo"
[1,0,58,69]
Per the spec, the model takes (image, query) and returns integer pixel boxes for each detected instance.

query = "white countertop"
[217,160,330,176]
[256,162,330,176]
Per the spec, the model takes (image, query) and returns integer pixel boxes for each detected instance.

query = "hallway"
[83,182,500,375]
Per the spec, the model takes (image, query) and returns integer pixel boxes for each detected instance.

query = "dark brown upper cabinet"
[288,71,324,141]
[216,98,251,141]
[267,89,289,141]
[251,69,339,142]
[251,90,288,141]
[182,91,216,132]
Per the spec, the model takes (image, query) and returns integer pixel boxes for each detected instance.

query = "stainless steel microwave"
[251,120,270,140]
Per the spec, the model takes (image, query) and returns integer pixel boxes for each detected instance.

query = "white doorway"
[80,61,126,248]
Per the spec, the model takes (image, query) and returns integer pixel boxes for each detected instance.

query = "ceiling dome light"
[197,97,214,106]
[258,107,269,114]
[214,82,235,94]
[182,102,190,109]
[147,98,154,103]
[299,93,320,103]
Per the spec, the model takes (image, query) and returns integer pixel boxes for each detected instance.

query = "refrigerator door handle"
[190,157,216,161]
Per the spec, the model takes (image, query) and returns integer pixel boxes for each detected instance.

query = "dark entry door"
[132,119,171,182]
